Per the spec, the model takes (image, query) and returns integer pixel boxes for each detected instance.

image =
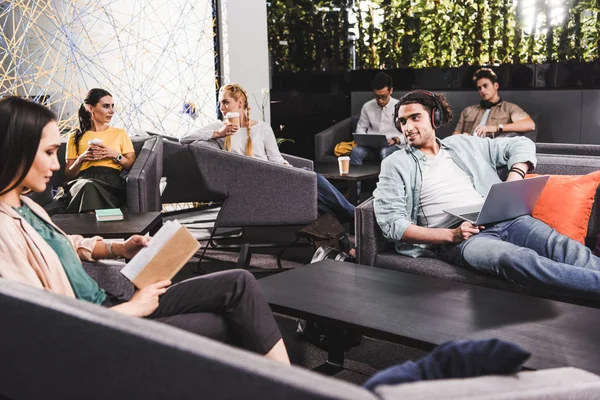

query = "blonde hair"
[220,83,253,156]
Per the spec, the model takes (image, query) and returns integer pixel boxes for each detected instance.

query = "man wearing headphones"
[452,68,535,137]
[373,90,600,301]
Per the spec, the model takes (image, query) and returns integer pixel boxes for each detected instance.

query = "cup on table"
[225,111,240,128]
[338,156,350,175]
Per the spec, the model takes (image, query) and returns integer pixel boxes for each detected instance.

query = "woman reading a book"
[0,97,290,364]
[64,88,135,213]
[180,83,355,225]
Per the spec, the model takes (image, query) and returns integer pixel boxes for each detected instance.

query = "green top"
[15,203,107,304]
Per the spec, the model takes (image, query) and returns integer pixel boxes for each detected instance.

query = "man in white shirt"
[350,72,403,165]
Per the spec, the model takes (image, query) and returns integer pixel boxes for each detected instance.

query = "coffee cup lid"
[225,112,240,118]
[338,156,350,160]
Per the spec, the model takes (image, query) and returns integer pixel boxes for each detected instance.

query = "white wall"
[220,0,271,123]
[0,0,217,137]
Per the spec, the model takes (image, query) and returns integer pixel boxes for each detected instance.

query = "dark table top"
[314,163,380,181]
[259,259,600,374]
[52,211,163,239]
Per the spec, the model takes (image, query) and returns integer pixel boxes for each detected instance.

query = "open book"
[120,220,200,289]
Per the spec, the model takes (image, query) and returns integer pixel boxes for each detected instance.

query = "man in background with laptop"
[373,90,600,301]
[350,72,404,165]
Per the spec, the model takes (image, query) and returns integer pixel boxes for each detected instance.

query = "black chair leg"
[236,243,252,269]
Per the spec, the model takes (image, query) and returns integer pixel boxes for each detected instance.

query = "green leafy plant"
[267,0,600,72]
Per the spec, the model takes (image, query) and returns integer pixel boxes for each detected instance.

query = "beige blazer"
[0,197,100,297]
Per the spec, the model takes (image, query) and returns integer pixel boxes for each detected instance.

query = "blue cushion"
[363,339,531,391]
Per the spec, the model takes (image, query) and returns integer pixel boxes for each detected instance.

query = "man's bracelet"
[509,167,526,179]
[106,242,115,258]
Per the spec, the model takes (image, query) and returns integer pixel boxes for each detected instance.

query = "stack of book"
[95,208,124,222]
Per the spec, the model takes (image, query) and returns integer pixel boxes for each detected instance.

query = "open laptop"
[443,175,549,225]
[353,133,389,148]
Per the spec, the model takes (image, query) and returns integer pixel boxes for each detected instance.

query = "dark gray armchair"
[315,115,359,164]
[187,142,318,228]
[356,153,600,304]
[30,135,163,214]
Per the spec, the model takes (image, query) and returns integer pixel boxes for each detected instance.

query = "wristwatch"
[115,153,123,163]
[497,124,504,133]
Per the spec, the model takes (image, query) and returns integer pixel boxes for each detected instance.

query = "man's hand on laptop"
[452,221,485,243]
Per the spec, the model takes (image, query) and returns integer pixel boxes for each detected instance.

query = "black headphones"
[480,98,503,109]
[417,90,444,129]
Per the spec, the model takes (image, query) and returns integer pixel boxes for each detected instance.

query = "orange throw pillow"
[525,171,600,244]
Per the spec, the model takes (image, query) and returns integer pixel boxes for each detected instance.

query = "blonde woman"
[181,83,355,223]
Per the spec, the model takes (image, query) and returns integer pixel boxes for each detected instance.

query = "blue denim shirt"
[373,134,537,257]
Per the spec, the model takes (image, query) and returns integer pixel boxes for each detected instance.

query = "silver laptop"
[353,133,389,148]
[443,175,549,225]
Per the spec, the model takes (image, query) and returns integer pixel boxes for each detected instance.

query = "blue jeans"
[439,215,600,301]
[316,173,355,224]
[350,145,400,165]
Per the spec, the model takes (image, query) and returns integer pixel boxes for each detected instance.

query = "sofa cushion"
[374,251,514,292]
[527,171,600,244]
[364,339,530,390]
[375,367,600,400]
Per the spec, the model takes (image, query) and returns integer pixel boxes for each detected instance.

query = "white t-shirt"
[418,149,484,228]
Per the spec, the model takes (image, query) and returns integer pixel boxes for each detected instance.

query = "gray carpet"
[168,207,427,386]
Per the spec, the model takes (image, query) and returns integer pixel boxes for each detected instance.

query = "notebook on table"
[443,175,550,225]
[95,208,124,222]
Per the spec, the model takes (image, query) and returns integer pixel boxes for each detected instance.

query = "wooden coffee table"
[315,163,380,205]
[52,211,163,239]
[259,259,600,374]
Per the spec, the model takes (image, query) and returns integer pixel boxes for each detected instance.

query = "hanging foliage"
[267,0,600,72]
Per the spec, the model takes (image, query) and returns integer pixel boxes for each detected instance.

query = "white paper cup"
[225,112,240,127]
[338,156,350,175]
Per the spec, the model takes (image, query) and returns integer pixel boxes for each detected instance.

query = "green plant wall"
[267,0,600,72]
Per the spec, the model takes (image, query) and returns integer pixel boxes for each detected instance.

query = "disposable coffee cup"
[338,156,350,175]
[88,139,103,145]
[225,111,240,127]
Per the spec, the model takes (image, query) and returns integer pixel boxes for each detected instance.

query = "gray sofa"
[315,114,540,164]
[30,135,164,214]
[356,152,600,303]
[536,142,600,156]
[2,275,599,399]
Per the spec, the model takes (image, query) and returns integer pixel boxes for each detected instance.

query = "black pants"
[104,270,282,355]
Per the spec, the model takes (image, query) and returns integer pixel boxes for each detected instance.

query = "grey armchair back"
[187,142,318,227]
[160,139,220,204]
[536,142,600,156]
[127,136,163,212]
[0,278,374,400]
[315,115,360,163]
[30,135,163,214]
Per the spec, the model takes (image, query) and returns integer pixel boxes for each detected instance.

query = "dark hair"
[394,91,453,128]
[371,72,393,91]
[0,96,56,196]
[75,88,112,150]
[473,68,498,84]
